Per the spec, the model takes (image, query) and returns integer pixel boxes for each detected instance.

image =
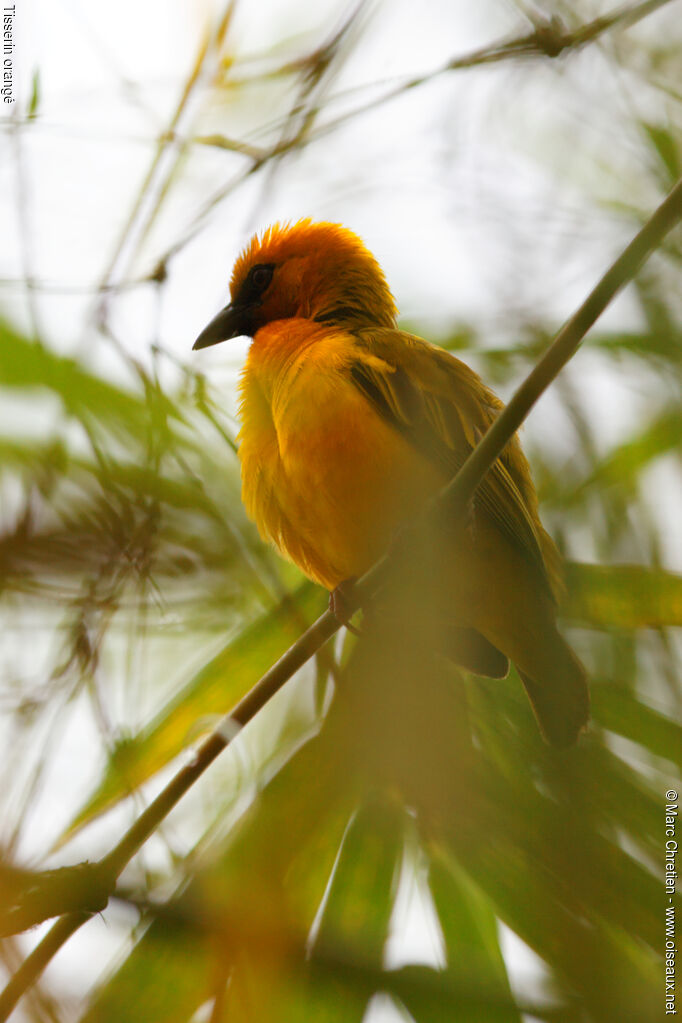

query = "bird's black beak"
[192,303,250,350]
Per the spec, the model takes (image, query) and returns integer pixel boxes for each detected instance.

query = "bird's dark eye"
[248,264,274,294]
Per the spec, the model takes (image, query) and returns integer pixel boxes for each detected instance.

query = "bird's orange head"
[193,220,398,349]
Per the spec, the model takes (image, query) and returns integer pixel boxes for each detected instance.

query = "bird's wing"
[349,328,561,600]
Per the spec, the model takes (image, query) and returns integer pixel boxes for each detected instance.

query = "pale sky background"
[2,0,681,1019]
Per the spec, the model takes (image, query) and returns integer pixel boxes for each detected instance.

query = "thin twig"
[311,0,677,134]
[92,3,237,307]
[0,914,90,1020]
[1,173,681,1023]
[160,0,675,265]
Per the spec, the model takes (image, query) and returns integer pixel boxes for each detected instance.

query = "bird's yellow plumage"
[194,220,589,746]
[238,320,443,589]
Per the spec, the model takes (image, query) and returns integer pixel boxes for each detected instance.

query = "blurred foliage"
[1,1,682,1022]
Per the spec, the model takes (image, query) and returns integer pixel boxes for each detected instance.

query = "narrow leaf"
[58,582,328,845]
[564,562,682,628]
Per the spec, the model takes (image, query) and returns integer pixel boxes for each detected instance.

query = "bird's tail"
[441,627,509,679]
[517,639,589,748]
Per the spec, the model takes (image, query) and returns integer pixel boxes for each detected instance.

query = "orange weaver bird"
[194,220,589,747]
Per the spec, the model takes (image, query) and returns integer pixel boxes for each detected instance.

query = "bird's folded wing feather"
[349,328,560,600]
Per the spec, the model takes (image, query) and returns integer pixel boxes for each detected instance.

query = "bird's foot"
[329,578,362,635]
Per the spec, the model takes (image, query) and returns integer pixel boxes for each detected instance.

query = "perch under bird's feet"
[328,578,362,635]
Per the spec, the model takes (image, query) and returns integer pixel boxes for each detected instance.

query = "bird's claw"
[329,578,362,635]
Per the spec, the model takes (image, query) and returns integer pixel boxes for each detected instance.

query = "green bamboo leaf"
[389,964,527,1023]
[304,794,406,1023]
[561,407,682,503]
[433,811,659,1021]
[57,582,328,846]
[314,794,404,966]
[427,855,521,1023]
[564,562,682,628]
[587,327,682,365]
[27,68,40,118]
[591,683,682,769]
[642,121,681,186]
[80,917,214,1023]
[0,323,177,438]
[536,732,667,867]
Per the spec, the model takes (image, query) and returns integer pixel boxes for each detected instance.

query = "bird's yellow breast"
[237,320,442,589]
